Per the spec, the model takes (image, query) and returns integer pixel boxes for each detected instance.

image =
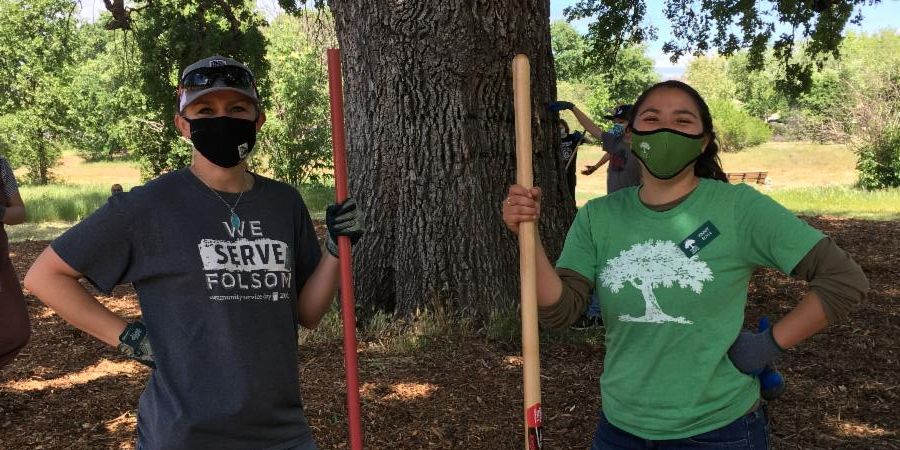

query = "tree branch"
[103,0,153,30]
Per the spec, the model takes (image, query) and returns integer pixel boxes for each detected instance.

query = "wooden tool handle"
[512,53,543,450]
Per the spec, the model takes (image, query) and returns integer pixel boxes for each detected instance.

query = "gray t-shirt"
[52,169,321,450]
[601,132,642,193]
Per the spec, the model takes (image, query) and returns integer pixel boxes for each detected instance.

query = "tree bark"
[37,131,49,185]
[328,0,575,319]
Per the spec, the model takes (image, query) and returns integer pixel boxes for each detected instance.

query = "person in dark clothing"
[558,118,586,201]
[0,155,29,369]
[25,55,365,450]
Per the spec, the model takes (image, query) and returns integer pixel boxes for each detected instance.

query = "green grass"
[767,185,900,220]
[297,184,335,220]
[299,302,605,352]
[17,183,333,223]
[10,179,333,242]
[20,185,115,223]
[299,302,477,354]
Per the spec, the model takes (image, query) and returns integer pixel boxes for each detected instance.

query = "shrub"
[856,125,900,190]
[708,99,773,152]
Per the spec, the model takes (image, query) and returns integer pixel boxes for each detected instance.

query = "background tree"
[0,0,78,184]
[829,32,900,189]
[64,23,144,161]
[256,13,334,186]
[105,0,269,178]
[551,20,590,82]
[725,52,789,120]
[550,20,658,134]
[683,56,735,102]
[603,44,659,107]
[565,0,883,98]
[684,56,773,152]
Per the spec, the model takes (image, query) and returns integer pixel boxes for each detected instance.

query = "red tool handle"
[327,48,364,450]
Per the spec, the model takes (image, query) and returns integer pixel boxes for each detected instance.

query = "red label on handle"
[526,403,543,449]
[527,403,543,427]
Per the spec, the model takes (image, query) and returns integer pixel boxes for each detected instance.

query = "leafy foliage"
[686,31,899,184]
[683,56,735,102]
[0,0,77,184]
[707,99,773,152]
[63,23,144,161]
[856,125,900,190]
[551,20,591,82]
[783,31,900,188]
[564,0,881,98]
[725,52,790,120]
[685,56,774,151]
[550,20,658,123]
[124,0,269,179]
[256,13,333,186]
[848,61,900,189]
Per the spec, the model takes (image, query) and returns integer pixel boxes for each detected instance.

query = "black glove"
[118,321,155,368]
[727,325,784,375]
[325,198,366,257]
[548,101,574,112]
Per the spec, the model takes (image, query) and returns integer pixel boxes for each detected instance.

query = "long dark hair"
[628,80,728,182]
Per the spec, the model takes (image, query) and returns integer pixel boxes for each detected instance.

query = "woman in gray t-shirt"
[24,56,365,450]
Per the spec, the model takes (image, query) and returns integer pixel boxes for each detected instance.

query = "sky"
[77,0,900,79]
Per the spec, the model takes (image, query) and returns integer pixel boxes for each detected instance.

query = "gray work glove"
[727,326,784,375]
[325,198,366,257]
[118,321,155,368]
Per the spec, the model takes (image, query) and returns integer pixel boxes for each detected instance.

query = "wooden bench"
[726,171,768,185]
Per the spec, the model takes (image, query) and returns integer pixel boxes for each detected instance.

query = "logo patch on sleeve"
[679,221,720,257]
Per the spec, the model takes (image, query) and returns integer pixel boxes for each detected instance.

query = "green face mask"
[630,128,706,179]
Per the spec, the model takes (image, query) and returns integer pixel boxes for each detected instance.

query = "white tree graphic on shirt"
[600,239,713,324]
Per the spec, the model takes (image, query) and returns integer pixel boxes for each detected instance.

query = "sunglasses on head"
[180,66,255,91]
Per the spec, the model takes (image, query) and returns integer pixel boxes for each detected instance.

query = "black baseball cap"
[177,55,259,112]
[603,104,633,121]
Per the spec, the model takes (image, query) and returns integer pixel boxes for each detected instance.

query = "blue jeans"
[590,405,771,450]
[586,289,601,318]
[136,435,318,450]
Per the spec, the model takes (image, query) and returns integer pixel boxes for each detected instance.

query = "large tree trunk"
[329,0,575,320]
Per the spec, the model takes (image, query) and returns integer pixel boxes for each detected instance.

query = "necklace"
[195,169,248,228]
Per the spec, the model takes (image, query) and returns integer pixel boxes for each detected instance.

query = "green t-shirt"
[556,177,823,440]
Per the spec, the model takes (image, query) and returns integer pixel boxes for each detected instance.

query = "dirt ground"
[1,216,898,449]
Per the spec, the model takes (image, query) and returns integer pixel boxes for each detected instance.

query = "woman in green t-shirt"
[501,80,868,449]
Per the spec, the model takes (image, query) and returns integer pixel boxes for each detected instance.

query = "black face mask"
[184,116,257,168]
